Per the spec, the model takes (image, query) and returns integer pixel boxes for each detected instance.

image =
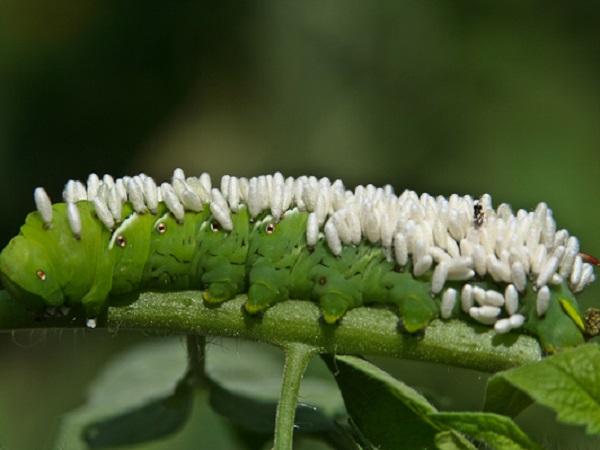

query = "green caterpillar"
[0,171,595,352]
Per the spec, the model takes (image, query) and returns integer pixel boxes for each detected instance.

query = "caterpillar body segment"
[199,207,250,304]
[141,207,208,293]
[9,202,115,313]
[0,170,596,353]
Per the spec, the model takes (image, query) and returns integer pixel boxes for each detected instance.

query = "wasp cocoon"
[461,284,474,313]
[494,318,512,334]
[306,212,319,247]
[505,284,519,316]
[34,187,53,227]
[162,184,185,223]
[441,288,457,319]
[536,286,551,317]
[67,202,82,238]
[92,197,115,229]
[509,314,525,329]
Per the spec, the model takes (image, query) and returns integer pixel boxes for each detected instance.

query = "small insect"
[473,200,484,228]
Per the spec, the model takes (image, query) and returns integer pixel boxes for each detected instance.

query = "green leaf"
[55,338,190,449]
[342,417,377,450]
[324,355,540,450]
[208,379,340,435]
[83,377,193,448]
[55,339,252,450]
[434,430,476,450]
[324,354,440,450]
[484,343,600,435]
[139,389,251,450]
[430,412,541,450]
[483,376,533,418]
[206,340,345,434]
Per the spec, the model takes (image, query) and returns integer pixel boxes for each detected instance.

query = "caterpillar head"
[0,234,64,311]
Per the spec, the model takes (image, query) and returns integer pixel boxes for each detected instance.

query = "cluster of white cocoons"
[33,169,596,334]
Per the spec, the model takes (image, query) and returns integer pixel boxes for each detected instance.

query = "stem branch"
[186,334,206,386]
[273,343,316,450]
[0,290,542,372]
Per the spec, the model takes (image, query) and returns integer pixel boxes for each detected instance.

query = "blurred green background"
[1,1,599,449]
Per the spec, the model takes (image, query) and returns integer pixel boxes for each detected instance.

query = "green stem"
[186,334,206,386]
[0,290,542,372]
[273,343,316,450]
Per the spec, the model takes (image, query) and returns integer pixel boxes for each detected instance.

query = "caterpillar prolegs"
[0,170,596,352]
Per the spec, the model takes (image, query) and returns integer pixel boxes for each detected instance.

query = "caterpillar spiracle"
[0,170,596,352]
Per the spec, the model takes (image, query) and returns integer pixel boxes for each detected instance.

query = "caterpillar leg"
[312,268,362,324]
[245,263,289,314]
[386,273,438,333]
[201,264,245,304]
[245,282,280,314]
[202,283,238,304]
[319,293,352,324]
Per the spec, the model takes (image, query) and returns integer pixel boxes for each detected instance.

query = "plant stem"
[0,290,542,372]
[273,343,316,450]
[186,334,206,386]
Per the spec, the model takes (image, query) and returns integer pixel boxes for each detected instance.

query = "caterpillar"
[0,170,596,352]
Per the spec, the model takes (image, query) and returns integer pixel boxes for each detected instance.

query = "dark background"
[1,1,599,448]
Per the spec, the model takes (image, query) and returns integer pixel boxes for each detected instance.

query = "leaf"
[206,339,346,434]
[55,338,190,449]
[324,354,440,450]
[83,377,193,448]
[340,417,377,450]
[434,430,476,450]
[325,355,541,450]
[430,412,541,450]
[53,338,241,450]
[484,343,600,435]
[208,379,340,435]
[483,377,533,418]
[140,389,252,450]
[208,381,277,434]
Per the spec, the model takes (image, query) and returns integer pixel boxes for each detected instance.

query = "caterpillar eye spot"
[156,222,167,234]
[36,270,46,281]
[211,222,221,232]
[265,223,276,234]
[318,276,327,285]
[116,235,127,248]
